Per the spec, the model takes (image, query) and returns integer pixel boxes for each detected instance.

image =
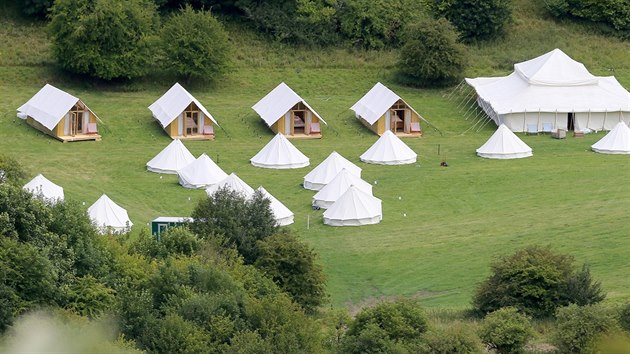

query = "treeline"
[544,0,630,39]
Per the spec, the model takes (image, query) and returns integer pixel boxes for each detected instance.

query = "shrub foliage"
[429,0,512,41]
[553,304,616,353]
[479,307,534,354]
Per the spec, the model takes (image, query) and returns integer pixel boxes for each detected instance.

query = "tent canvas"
[323,186,382,227]
[146,139,196,174]
[17,84,101,142]
[88,194,133,234]
[312,169,373,209]
[303,151,362,191]
[476,124,533,159]
[250,133,310,169]
[205,173,255,197]
[360,130,417,165]
[252,82,327,137]
[351,82,427,136]
[466,49,630,133]
[592,121,630,154]
[23,174,64,202]
[257,186,294,226]
[148,83,219,139]
[178,153,228,188]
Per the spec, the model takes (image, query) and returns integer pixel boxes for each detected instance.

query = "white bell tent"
[205,173,255,197]
[250,133,310,169]
[323,186,382,227]
[360,130,417,165]
[303,151,361,191]
[257,186,294,226]
[23,174,64,202]
[476,124,533,159]
[146,139,196,174]
[178,153,228,189]
[312,169,373,209]
[466,48,630,133]
[591,121,630,154]
[88,194,133,234]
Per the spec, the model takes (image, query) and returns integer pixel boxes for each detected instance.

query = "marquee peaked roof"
[250,133,310,169]
[146,139,196,174]
[88,194,133,234]
[17,84,96,131]
[178,153,228,188]
[592,121,630,154]
[476,124,533,159]
[148,83,218,128]
[323,186,382,227]
[466,49,630,115]
[252,82,326,127]
[23,174,64,202]
[303,151,361,191]
[360,130,417,165]
[350,82,422,125]
[257,186,294,226]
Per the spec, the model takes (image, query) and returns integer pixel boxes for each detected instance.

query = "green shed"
[151,217,191,239]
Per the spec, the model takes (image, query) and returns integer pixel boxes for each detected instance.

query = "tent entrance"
[69,105,84,136]
[184,104,200,136]
[291,103,307,135]
[567,112,575,131]
[390,101,408,133]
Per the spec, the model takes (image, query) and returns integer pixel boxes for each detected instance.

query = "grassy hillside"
[1,0,629,310]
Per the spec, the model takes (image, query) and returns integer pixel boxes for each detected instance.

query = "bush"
[191,187,277,264]
[342,299,428,352]
[618,302,630,332]
[419,322,483,353]
[479,307,533,354]
[554,304,616,353]
[0,154,28,186]
[430,0,512,41]
[255,230,327,313]
[49,0,159,80]
[473,246,605,318]
[544,0,630,38]
[160,6,231,82]
[397,17,467,87]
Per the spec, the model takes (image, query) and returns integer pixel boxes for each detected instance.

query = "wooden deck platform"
[58,134,102,142]
[285,133,322,139]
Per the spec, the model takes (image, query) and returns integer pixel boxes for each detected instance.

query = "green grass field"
[1,1,629,310]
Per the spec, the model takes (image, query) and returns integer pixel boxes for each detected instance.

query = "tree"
[554,304,616,353]
[430,0,512,41]
[255,230,327,313]
[479,307,534,354]
[0,154,28,185]
[20,0,53,19]
[191,188,277,264]
[419,322,483,354]
[48,0,159,80]
[397,17,467,87]
[160,6,232,82]
[341,299,428,352]
[473,246,605,318]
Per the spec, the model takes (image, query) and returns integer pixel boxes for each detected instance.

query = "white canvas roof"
[466,49,630,115]
[205,173,255,197]
[178,153,228,189]
[257,186,294,226]
[592,121,630,154]
[146,139,196,174]
[303,151,362,191]
[323,186,382,227]
[88,194,133,234]
[476,124,533,159]
[250,133,310,169]
[17,84,88,131]
[148,83,218,128]
[350,82,422,125]
[360,130,417,165]
[252,82,326,127]
[312,169,373,209]
[23,174,64,202]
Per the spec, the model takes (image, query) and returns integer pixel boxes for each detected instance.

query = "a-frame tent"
[252,82,327,138]
[17,84,102,142]
[149,83,219,140]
